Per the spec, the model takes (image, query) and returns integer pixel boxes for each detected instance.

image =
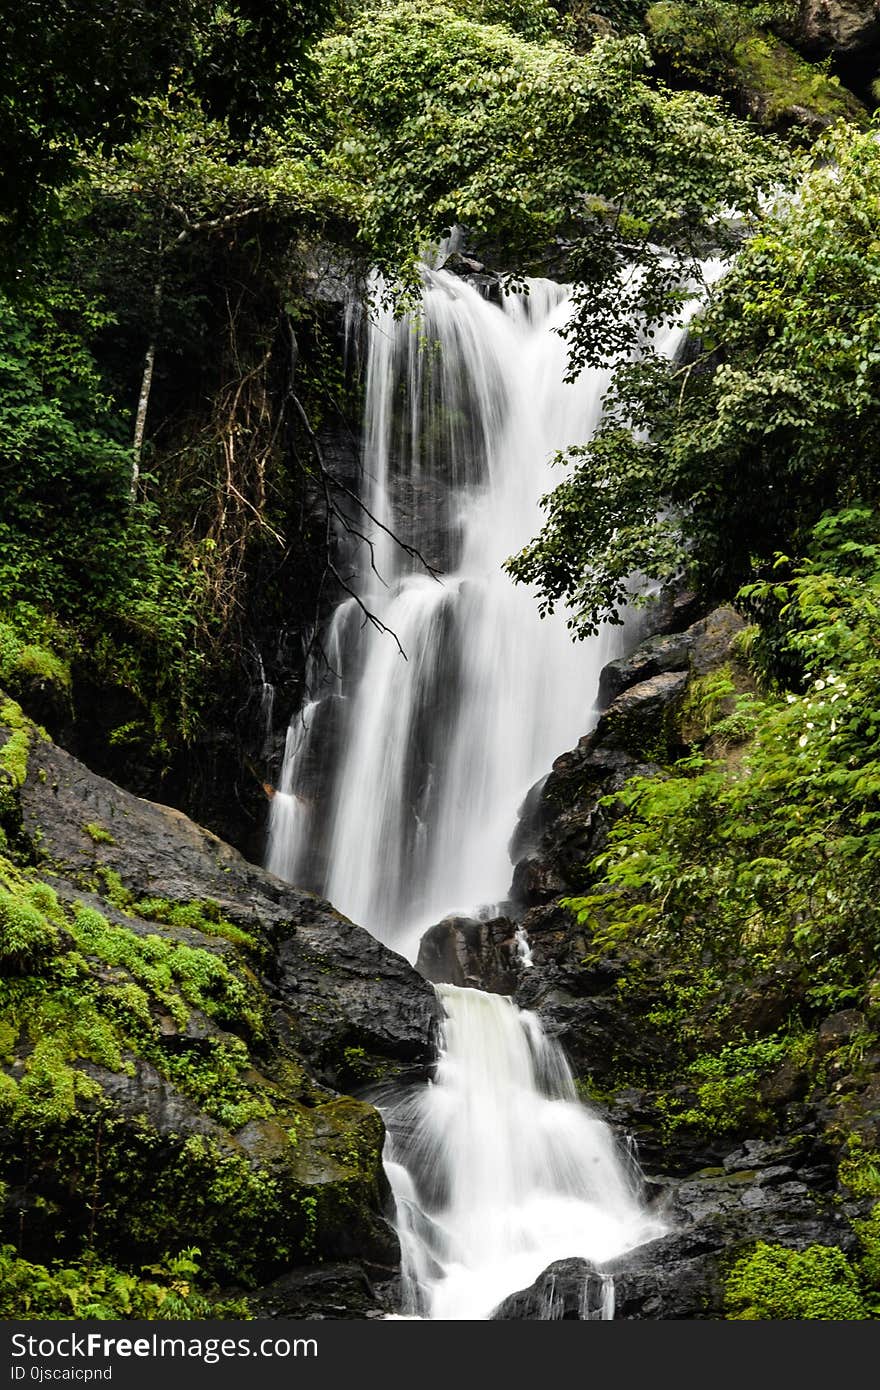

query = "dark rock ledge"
[1,695,439,1316]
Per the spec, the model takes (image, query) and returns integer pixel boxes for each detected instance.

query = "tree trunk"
[131,277,163,498]
[131,339,156,496]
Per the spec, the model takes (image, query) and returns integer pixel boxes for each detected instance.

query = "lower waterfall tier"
[379,984,665,1320]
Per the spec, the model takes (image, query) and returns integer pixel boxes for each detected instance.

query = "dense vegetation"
[0,0,805,795]
[1,0,879,1320]
[508,121,880,634]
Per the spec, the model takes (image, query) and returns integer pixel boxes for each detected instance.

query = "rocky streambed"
[419,600,880,1318]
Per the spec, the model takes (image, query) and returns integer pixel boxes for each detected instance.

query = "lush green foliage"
[724,1240,872,1320]
[0,0,336,262]
[0,282,208,750]
[0,1243,243,1320]
[509,121,880,634]
[567,510,880,1017]
[319,0,784,279]
[0,3,345,770]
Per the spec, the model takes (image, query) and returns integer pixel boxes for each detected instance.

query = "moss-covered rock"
[0,620,72,739]
[646,1,868,133]
[0,694,437,1317]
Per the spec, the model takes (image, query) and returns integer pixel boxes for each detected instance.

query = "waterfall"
[380,985,666,1321]
[266,269,652,960]
[265,263,701,1320]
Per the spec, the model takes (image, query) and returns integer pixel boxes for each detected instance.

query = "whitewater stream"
[267,267,688,1318]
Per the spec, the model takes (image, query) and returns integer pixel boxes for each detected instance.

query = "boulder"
[798,0,880,55]
[491,1258,612,1320]
[594,669,690,762]
[274,918,440,1085]
[416,913,520,994]
[597,630,694,709]
[17,730,440,1088]
[509,853,570,907]
[247,1262,391,1319]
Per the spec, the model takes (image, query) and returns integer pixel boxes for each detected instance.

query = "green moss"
[725,1241,869,1319]
[12,645,71,691]
[68,903,264,1036]
[340,1044,389,1085]
[0,886,58,968]
[0,618,71,700]
[854,1205,880,1304]
[680,666,736,739]
[604,688,685,763]
[134,896,257,950]
[96,867,135,912]
[838,1137,880,1200]
[0,697,34,788]
[160,1041,275,1130]
[671,1074,762,1136]
[646,1,866,133]
[84,822,115,846]
[0,841,389,1291]
[0,863,269,1129]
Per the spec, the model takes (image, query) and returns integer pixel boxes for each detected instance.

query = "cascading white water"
[381,985,666,1320]
[266,270,658,960]
[266,262,707,1320]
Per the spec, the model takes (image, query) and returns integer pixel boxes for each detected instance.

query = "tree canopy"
[507,120,880,633]
[319,0,786,279]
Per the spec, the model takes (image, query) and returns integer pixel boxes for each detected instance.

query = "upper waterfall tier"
[266,269,685,961]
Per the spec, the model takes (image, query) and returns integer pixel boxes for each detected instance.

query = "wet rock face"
[274,918,441,1086]
[607,1134,864,1319]
[798,0,880,55]
[507,742,663,913]
[416,914,520,994]
[3,701,439,1308]
[491,1258,611,1320]
[504,616,751,917]
[505,603,747,943]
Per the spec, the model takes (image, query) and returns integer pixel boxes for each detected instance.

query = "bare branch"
[169,204,263,246]
[225,479,286,546]
[284,327,441,580]
[328,562,407,658]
